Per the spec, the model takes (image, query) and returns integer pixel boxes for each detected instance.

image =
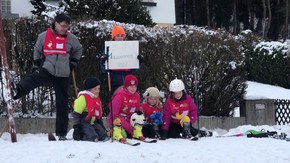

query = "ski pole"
[106,46,114,142]
[192,51,200,135]
[71,70,78,97]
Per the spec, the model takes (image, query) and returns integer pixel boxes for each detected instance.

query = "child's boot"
[113,126,126,142]
[183,122,198,141]
[153,123,161,138]
[133,124,145,140]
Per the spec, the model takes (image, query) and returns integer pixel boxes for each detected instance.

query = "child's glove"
[137,54,144,64]
[150,112,163,124]
[32,59,41,72]
[101,54,109,63]
[175,112,190,127]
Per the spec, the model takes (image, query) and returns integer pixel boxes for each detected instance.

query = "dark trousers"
[15,68,70,136]
[142,124,162,138]
[81,119,108,141]
[167,123,199,138]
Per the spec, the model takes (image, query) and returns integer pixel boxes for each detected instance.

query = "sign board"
[104,41,139,70]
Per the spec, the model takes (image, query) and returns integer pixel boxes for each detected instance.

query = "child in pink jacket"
[107,74,144,141]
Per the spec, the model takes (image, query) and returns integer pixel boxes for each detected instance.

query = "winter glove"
[175,113,190,127]
[150,112,163,124]
[73,124,82,140]
[137,54,144,64]
[32,59,41,72]
[160,130,168,140]
[101,54,109,63]
[70,58,79,70]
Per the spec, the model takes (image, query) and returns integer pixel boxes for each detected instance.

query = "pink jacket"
[107,88,140,135]
[162,94,197,131]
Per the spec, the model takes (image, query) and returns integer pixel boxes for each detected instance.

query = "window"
[141,0,157,7]
[2,0,11,14]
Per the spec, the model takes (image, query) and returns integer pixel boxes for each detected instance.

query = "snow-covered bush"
[245,36,290,88]
[1,18,248,117]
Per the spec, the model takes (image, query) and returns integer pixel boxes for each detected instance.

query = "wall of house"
[146,0,176,26]
[11,0,33,17]
[9,0,176,25]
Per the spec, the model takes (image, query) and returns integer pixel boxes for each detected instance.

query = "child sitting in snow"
[161,78,199,140]
[107,74,145,141]
[72,77,109,142]
[141,87,163,138]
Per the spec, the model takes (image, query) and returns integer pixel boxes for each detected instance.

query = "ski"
[216,133,245,138]
[0,13,17,143]
[188,136,199,141]
[121,141,141,146]
[134,138,157,143]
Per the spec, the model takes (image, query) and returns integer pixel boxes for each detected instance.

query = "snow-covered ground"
[1,81,290,163]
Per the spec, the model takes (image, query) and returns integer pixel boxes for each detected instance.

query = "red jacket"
[78,93,102,121]
[141,103,162,123]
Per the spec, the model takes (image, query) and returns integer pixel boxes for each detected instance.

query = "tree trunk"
[233,0,237,35]
[206,0,210,28]
[262,0,266,39]
[284,0,289,41]
[266,0,272,35]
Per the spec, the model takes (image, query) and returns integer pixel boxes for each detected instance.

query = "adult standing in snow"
[107,74,145,141]
[72,77,109,142]
[12,13,82,140]
[100,25,144,93]
[161,78,199,140]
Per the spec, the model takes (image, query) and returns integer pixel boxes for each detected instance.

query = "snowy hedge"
[1,18,254,117]
[246,41,290,88]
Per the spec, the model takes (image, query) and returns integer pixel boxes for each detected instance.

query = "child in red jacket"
[141,87,163,138]
[72,77,108,142]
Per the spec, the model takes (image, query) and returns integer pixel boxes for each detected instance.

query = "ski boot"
[183,122,198,141]
[153,123,161,138]
[113,118,127,142]
[133,124,145,140]
[113,125,127,142]
[199,129,213,137]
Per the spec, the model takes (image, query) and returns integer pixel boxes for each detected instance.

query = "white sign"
[104,41,139,70]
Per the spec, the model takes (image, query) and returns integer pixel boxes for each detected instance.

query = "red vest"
[119,92,140,117]
[80,94,102,121]
[43,28,68,56]
[167,98,190,117]
[141,103,162,123]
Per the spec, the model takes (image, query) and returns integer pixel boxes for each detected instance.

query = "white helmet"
[143,87,160,97]
[169,79,185,92]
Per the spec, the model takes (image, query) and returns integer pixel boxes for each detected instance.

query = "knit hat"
[83,77,100,90]
[111,25,126,39]
[124,74,138,87]
[143,87,160,97]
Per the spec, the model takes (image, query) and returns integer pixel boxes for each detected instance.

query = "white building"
[2,0,176,26]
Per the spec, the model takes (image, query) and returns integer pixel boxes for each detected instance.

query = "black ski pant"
[167,123,199,138]
[14,68,70,136]
[142,123,162,138]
